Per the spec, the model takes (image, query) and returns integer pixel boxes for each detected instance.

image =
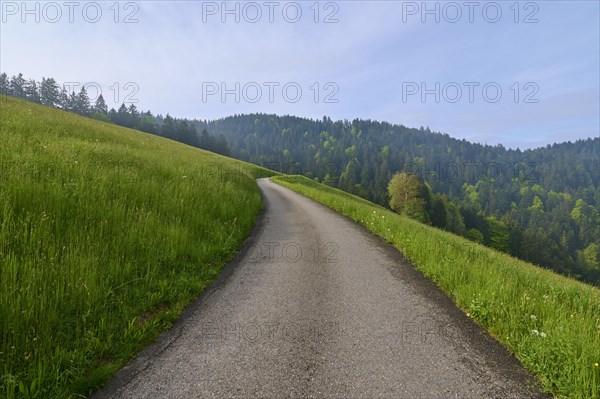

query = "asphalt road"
[94,178,547,399]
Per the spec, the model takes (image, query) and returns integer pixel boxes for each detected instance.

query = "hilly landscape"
[4,71,598,284]
[199,114,600,284]
[2,3,599,398]
[0,0,600,399]
[1,89,599,399]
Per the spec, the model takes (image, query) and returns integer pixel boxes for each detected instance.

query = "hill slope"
[0,97,272,398]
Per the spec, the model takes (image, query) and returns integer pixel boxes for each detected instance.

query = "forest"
[2,72,599,285]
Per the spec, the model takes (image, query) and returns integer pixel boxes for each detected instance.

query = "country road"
[94,178,546,399]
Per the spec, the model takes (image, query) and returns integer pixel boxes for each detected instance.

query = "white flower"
[531,329,539,335]
[540,332,547,338]
[530,315,537,321]
[543,294,549,301]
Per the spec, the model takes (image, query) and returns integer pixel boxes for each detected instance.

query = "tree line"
[0,72,230,156]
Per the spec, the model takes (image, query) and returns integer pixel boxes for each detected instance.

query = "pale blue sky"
[1,1,598,149]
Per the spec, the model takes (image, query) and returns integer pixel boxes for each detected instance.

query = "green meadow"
[0,97,273,398]
[273,175,600,399]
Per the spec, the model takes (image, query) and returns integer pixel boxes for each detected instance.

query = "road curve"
[94,178,546,399]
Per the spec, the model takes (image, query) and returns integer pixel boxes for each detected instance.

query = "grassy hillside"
[273,175,600,399]
[0,97,273,398]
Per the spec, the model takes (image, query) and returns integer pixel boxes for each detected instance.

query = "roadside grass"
[273,175,600,399]
[0,96,275,398]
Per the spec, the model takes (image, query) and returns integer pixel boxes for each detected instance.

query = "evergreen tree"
[138,111,158,133]
[24,79,40,103]
[430,194,448,228]
[199,128,214,150]
[40,78,60,107]
[9,73,26,99]
[58,87,70,110]
[108,108,117,122]
[127,104,140,128]
[114,103,130,126]
[216,134,230,156]
[161,114,176,139]
[174,119,198,146]
[93,94,108,115]
[74,87,91,115]
[0,73,8,95]
[67,91,78,112]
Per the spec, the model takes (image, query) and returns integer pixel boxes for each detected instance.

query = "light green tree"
[388,172,428,223]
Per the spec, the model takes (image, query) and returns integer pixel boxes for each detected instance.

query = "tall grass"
[273,175,600,399]
[0,97,274,398]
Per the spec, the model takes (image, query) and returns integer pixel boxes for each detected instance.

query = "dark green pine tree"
[138,111,158,134]
[114,103,130,127]
[0,73,8,95]
[127,104,140,128]
[40,78,60,107]
[24,79,40,103]
[9,73,26,99]
[93,94,108,115]
[199,128,214,151]
[161,114,176,139]
[74,87,91,116]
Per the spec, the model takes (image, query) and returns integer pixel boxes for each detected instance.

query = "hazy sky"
[1,0,598,149]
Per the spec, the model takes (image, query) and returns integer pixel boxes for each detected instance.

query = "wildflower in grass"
[543,294,549,301]
[595,362,599,367]
[540,332,547,338]
[530,315,537,321]
[531,329,539,335]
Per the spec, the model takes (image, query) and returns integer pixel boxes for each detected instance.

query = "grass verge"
[0,97,274,398]
[273,175,600,399]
